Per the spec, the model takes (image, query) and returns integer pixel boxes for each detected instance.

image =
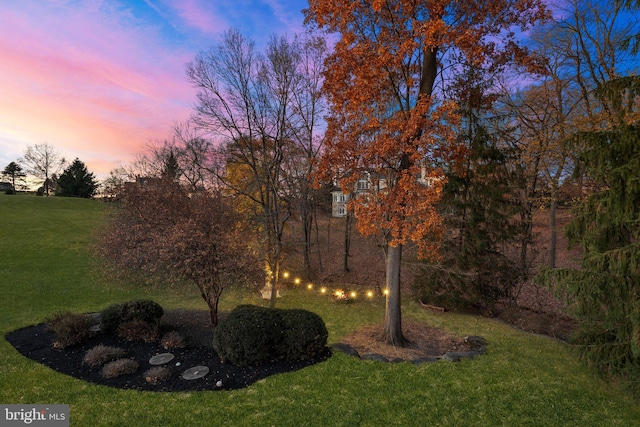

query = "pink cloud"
[164,0,229,36]
[0,0,312,178]
[0,1,196,177]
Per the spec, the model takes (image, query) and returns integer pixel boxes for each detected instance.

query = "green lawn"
[1,194,638,426]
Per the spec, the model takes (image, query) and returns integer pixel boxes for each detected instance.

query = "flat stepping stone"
[149,353,175,365]
[181,366,209,380]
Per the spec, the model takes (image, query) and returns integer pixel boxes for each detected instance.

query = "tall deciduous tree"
[2,161,26,191]
[98,177,259,326]
[281,36,328,281]
[186,30,321,306]
[56,158,98,198]
[21,142,65,196]
[306,0,549,345]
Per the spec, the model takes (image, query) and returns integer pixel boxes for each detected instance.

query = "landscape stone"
[411,356,440,365]
[442,351,479,362]
[331,343,360,358]
[361,353,389,362]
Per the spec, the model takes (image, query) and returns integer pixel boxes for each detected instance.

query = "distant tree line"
[2,143,97,198]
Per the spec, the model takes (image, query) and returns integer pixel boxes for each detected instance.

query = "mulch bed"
[4,309,331,392]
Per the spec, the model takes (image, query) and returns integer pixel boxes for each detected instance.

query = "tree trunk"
[201,285,220,326]
[549,197,557,269]
[343,212,352,272]
[383,244,406,346]
[314,210,324,272]
[301,190,314,280]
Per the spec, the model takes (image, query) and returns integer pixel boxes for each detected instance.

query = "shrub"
[83,345,127,366]
[116,319,158,342]
[144,366,171,384]
[100,299,163,333]
[101,358,139,378]
[161,331,186,349]
[213,305,328,366]
[46,311,95,348]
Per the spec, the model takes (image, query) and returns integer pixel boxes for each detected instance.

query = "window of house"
[356,179,369,191]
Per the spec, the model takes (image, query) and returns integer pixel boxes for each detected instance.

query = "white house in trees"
[331,167,442,217]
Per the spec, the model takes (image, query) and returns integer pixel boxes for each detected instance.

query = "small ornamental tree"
[56,158,98,198]
[97,177,260,325]
[305,0,549,345]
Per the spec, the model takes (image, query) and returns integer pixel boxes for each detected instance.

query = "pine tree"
[2,161,26,192]
[536,76,640,392]
[414,70,521,312]
[162,150,180,180]
[56,158,98,198]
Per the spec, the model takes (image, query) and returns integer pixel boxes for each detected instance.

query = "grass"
[1,193,639,426]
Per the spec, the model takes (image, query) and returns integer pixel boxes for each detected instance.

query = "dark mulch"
[4,309,331,392]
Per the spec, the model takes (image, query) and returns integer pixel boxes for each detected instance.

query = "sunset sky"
[0,0,308,178]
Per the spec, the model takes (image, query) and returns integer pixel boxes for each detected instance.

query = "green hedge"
[213,305,328,366]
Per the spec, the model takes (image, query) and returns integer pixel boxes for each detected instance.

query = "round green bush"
[213,305,328,366]
[100,299,163,333]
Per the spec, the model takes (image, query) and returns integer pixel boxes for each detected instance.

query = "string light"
[274,270,382,301]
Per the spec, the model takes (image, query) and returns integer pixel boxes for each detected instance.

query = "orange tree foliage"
[305,0,549,344]
[305,0,549,254]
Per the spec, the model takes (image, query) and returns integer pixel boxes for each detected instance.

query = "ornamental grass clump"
[101,358,139,378]
[83,345,127,367]
[144,366,171,384]
[161,331,186,349]
[46,311,95,348]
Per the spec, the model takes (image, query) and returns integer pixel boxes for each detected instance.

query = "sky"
[0,0,309,179]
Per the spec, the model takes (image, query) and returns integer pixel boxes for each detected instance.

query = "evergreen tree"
[162,150,180,180]
[536,76,640,393]
[414,70,521,312]
[56,158,98,198]
[2,161,26,192]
